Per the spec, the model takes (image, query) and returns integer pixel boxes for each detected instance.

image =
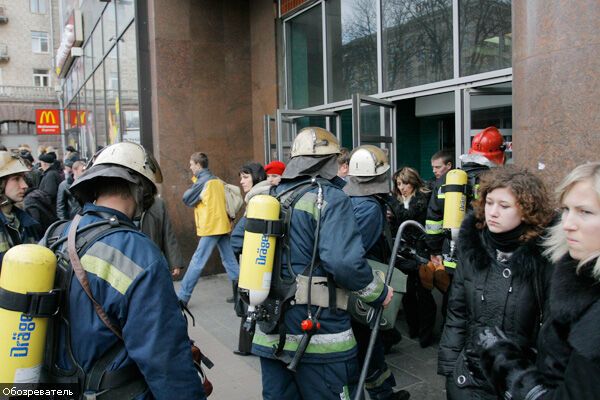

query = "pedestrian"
[38,151,63,207]
[337,147,350,180]
[391,167,435,348]
[252,127,393,399]
[479,161,600,400]
[0,151,40,267]
[264,160,285,186]
[140,196,184,280]
[438,166,554,399]
[344,145,410,400]
[178,152,239,305]
[40,142,205,399]
[56,160,85,219]
[231,161,270,355]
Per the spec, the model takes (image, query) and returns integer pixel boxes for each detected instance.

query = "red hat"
[265,160,286,176]
[469,126,505,165]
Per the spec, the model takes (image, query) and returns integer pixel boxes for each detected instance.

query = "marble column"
[512,0,600,188]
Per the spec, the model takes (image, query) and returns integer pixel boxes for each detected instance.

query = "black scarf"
[483,223,527,253]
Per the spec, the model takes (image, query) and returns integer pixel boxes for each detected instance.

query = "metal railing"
[0,85,57,101]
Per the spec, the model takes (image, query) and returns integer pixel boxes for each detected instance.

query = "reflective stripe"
[425,220,443,235]
[438,193,446,199]
[365,366,391,389]
[253,328,357,354]
[353,271,385,303]
[80,242,143,295]
[294,192,328,220]
[341,385,351,400]
[0,238,9,252]
[443,260,457,269]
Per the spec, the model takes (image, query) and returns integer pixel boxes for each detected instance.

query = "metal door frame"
[351,93,397,173]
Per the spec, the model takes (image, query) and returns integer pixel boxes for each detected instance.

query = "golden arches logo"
[39,111,56,125]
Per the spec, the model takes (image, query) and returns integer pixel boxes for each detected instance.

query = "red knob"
[315,322,321,330]
[301,319,313,331]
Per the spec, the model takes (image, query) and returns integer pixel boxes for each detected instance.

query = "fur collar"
[550,256,600,324]
[457,213,544,279]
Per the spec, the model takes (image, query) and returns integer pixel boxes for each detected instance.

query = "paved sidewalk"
[176,274,446,399]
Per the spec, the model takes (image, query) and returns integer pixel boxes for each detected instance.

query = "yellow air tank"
[238,195,280,307]
[0,244,57,383]
[442,169,468,230]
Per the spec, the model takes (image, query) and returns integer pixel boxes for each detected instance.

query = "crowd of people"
[0,128,598,399]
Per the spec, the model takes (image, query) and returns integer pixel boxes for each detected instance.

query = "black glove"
[395,251,418,273]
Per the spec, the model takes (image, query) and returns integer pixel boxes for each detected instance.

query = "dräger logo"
[255,234,270,265]
[10,314,36,357]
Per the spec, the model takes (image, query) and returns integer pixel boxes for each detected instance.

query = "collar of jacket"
[0,206,39,229]
[550,255,600,325]
[82,203,133,224]
[194,168,214,181]
[457,212,544,279]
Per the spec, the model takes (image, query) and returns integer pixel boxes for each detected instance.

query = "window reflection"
[116,0,135,37]
[119,24,140,144]
[327,0,378,102]
[459,0,511,76]
[286,5,324,108]
[105,47,120,145]
[94,65,107,148]
[383,0,453,91]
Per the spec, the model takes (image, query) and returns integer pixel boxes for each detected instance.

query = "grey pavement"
[176,274,446,400]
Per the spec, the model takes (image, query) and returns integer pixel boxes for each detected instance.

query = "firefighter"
[41,142,205,399]
[252,127,393,399]
[0,151,40,267]
[343,145,410,400]
[425,127,506,322]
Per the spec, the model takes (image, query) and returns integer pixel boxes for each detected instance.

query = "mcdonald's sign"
[36,109,60,135]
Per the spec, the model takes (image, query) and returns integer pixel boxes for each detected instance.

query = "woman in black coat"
[480,162,600,400]
[438,166,555,400]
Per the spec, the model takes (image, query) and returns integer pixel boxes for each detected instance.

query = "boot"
[226,280,237,303]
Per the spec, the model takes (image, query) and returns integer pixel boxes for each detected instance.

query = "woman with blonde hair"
[439,166,555,400]
[480,161,600,399]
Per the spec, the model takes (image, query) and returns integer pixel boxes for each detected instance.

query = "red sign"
[36,109,60,135]
[280,0,312,16]
[69,110,86,126]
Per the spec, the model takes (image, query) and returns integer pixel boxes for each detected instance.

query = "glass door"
[351,94,397,173]
[462,82,513,164]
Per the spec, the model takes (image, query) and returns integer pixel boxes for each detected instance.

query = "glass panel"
[103,3,117,56]
[286,5,324,108]
[459,0,511,76]
[119,24,140,144]
[116,0,135,37]
[326,0,378,102]
[83,78,96,157]
[105,46,120,145]
[84,41,93,79]
[94,64,107,149]
[382,0,453,91]
[396,93,455,179]
[92,23,103,68]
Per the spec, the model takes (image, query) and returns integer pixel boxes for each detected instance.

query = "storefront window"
[326,0,378,102]
[83,79,96,157]
[382,0,453,91]
[459,0,511,76]
[94,65,107,148]
[105,47,120,145]
[103,3,117,57]
[92,24,103,69]
[119,24,140,144]
[286,5,324,109]
[116,0,135,37]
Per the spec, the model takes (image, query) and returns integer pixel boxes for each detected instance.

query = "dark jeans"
[402,271,437,346]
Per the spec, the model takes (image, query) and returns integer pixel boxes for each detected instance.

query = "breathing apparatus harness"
[244,177,337,370]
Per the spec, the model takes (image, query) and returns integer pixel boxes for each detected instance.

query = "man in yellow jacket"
[177,152,239,305]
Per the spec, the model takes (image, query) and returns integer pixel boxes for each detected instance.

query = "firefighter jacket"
[0,206,40,266]
[50,204,205,400]
[349,196,384,254]
[251,177,388,363]
[182,169,230,237]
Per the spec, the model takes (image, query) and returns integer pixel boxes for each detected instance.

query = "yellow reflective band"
[80,254,135,295]
[425,220,443,235]
[353,271,385,303]
[294,192,328,220]
[0,239,9,252]
[438,193,446,199]
[443,260,457,269]
[253,328,357,354]
[365,367,392,389]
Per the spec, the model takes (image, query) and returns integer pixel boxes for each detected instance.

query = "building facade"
[0,0,62,152]
[42,0,600,273]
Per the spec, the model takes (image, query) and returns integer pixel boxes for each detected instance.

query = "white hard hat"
[348,145,390,177]
[0,151,30,180]
[290,127,340,158]
[89,141,162,184]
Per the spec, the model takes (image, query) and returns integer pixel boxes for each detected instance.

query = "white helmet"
[348,145,390,177]
[290,127,340,158]
[90,141,162,184]
[0,151,30,180]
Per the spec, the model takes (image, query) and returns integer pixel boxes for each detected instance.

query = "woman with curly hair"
[438,166,555,400]
[479,162,600,399]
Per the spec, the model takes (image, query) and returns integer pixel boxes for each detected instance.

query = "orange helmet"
[469,126,505,165]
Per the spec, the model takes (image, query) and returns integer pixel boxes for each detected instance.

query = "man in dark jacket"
[0,151,41,267]
[38,151,63,209]
[56,160,85,219]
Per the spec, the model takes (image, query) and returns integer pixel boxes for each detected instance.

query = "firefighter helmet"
[469,127,506,165]
[348,145,390,177]
[290,127,340,158]
[0,151,29,180]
